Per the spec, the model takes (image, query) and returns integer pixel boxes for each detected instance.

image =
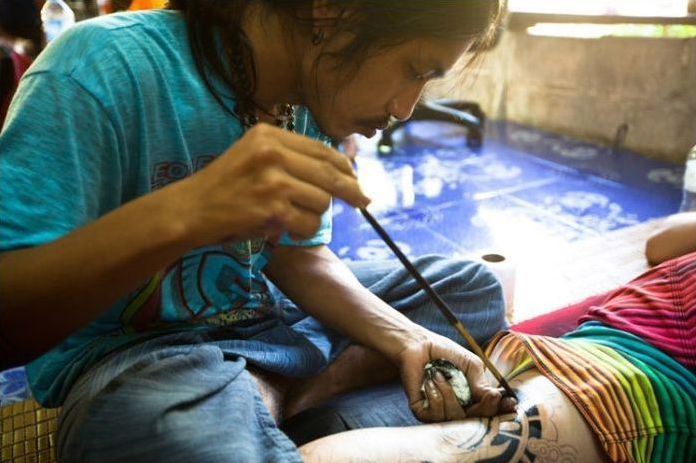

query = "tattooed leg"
[299,370,605,463]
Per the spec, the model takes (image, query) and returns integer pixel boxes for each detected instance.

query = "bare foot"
[283,344,398,420]
[249,345,399,423]
[248,367,293,423]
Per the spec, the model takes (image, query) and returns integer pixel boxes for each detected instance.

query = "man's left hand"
[397,330,517,422]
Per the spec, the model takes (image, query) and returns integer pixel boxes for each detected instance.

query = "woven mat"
[1,399,58,463]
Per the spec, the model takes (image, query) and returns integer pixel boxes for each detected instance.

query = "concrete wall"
[427,31,696,163]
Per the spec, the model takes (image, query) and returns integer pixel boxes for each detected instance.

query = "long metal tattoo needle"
[359,207,517,400]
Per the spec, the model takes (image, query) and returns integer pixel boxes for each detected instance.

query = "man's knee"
[350,254,503,304]
[413,255,504,310]
[412,256,507,340]
[420,255,502,297]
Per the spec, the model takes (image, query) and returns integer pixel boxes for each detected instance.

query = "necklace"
[239,103,295,132]
[228,41,295,132]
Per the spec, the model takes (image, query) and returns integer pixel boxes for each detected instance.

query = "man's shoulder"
[27,10,189,81]
[20,9,200,120]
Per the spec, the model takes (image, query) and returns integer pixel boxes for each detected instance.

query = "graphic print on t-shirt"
[119,237,272,333]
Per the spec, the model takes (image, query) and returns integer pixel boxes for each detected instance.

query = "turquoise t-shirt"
[0,10,332,407]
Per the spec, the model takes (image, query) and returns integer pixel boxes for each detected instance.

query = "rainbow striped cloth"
[487,253,696,463]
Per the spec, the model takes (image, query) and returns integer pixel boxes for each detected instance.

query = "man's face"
[301,37,471,139]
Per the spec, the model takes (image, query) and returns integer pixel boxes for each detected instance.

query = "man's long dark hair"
[168,0,504,120]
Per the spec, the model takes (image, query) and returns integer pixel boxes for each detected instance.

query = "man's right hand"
[175,123,371,247]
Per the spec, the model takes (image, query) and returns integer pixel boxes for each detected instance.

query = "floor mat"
[331,120,682,261]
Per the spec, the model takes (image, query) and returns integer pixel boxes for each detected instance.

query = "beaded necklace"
[228,40,295,132]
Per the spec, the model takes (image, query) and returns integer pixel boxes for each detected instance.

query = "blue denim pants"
[57,255,506,463]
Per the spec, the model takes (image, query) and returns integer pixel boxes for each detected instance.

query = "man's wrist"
[374,319,430,363]
[156,177,207,250]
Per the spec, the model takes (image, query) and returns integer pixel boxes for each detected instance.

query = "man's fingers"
[451,355,515,417]
[496,387,518,413]
[464,388,502,417]
[272,126,357,177]
[501,395,518,413]
[416,379,445,423]
[460,357,492,402]
[400,354,427,408]
[279,146,370,208]
[283,176,332,215]
[433,371,467,421]
[279,204,324,240]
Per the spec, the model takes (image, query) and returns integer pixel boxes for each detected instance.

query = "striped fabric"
[487,252,696,463]
[579,252,696,370]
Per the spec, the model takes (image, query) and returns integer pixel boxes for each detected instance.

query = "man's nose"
[387,84,425,121]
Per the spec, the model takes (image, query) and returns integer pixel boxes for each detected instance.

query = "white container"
[480,253,517,324]
[41,0,76,43]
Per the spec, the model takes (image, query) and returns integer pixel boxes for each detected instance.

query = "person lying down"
[289,251,696,463]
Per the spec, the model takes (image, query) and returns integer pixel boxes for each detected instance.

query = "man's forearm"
[264,245,426,362]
